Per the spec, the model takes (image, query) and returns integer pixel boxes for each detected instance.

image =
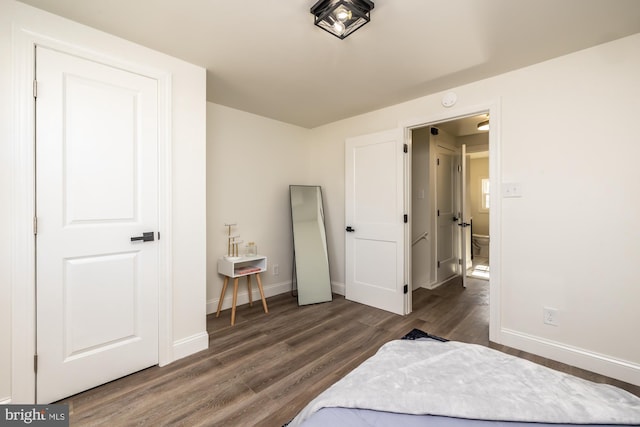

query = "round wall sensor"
[441,92,457,108]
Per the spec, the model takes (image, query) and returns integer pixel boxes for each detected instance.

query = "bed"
[286,330,640,427]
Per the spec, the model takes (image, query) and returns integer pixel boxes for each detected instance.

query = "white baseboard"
[0,397,11,404]
[206,280,292,315]
[331,281,345,296]
[500,328,640,386]
[421,281,442,290]
[171,331,209,363]
[207,280,346,314]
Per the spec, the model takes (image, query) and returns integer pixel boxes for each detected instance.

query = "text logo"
[1,405,68,426]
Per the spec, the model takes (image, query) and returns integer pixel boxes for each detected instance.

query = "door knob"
[130,232,155,242]
[346,226,355,232]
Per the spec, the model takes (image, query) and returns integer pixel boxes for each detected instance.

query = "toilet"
[472,234,490,258]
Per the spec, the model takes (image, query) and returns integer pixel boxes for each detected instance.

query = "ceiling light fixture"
[477,119,490,131]
[310,0,374,39]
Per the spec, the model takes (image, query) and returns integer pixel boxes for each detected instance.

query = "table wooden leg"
[247,275,253,307]
[216,276,229,318]
[231,278,239,325]
[255,273,269,314]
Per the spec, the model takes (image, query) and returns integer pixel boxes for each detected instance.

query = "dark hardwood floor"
[59,277,639,426]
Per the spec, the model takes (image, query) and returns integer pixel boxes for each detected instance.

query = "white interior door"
[436,148,459,283]
[460,144,471,287]
[36,46,159,403]
[345,129,407,315]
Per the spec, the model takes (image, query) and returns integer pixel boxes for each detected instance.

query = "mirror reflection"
[290,185,332,305]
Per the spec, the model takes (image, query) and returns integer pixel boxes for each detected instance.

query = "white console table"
[216,255,269,325]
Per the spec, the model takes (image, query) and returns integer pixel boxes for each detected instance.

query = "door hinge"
[33,80,37,99]
[33,216,37,235]
[437,260,441,268]
[403,144,408,153]
[157,231,161,240]
[34,354,38,373]
[458,259,462,265]
[403,284,408,294]
[437,158,440,166]
[437,209,440,217]
[458,164,462,173]
[403,214,408,223]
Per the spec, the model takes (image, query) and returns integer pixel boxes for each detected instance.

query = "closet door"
[36,46,159,403]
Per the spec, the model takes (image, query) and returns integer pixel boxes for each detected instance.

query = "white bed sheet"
[288,339,640,426]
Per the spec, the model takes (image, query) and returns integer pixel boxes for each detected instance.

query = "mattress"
[287,331,640,427]
[300,407,626,427]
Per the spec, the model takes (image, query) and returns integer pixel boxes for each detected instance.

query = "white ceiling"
[18,0,640,128]
[434,114,489,138]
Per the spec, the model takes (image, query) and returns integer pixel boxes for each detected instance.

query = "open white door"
[436,148,459,284]
[36,47,159,403]
[345,128,407,315]
[459,144,471,287]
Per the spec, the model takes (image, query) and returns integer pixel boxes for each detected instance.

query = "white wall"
[4,2,639,401]
[459,133,490,153]
[411,127,431,289]
[307,33,640,385]
[1,0,207,402]
[206,103,310,318]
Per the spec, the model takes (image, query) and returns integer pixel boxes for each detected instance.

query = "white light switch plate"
[502,182,522,198]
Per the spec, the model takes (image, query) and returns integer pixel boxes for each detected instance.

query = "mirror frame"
[289,185,332,305]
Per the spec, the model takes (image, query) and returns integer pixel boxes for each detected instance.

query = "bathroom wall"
[470,157,490,236]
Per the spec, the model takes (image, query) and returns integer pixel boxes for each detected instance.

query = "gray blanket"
[288,340,640,426]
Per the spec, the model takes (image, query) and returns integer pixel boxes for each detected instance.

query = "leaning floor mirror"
[289,185,332,305]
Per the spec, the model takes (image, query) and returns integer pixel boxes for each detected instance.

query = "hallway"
[468,256,489,280]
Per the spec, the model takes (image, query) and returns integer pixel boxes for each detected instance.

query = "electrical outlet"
[273,264,279,276]
[543,307,559,326]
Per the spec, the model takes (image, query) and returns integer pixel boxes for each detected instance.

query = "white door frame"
[401,99,502,344]
[10,28,174,403]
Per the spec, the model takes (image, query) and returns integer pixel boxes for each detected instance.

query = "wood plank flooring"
[59,277,640,426]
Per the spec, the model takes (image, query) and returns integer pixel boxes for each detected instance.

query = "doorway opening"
[468,149,490,281]
[410,113,490,294]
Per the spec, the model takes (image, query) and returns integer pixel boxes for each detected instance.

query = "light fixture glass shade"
[311,0,374,39]
[477,120,490,131]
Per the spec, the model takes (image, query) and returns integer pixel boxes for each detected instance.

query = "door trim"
[400,99,502,344]
[10,27,174,402]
